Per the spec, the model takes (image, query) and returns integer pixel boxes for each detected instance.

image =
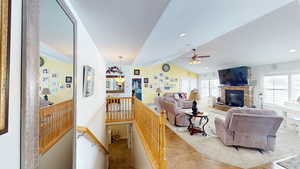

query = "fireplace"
[225,90,244,107]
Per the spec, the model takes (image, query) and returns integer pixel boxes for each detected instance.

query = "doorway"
[132,78,142,100]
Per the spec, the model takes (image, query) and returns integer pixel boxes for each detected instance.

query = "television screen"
[218,66,249,86]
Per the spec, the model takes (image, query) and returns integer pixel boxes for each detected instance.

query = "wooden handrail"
[77,126,109,155]
[134,98,167,169]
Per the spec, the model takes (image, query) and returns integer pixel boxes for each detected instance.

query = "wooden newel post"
[159,112,167,169]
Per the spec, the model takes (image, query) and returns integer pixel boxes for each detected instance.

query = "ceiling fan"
[189,48,210,64]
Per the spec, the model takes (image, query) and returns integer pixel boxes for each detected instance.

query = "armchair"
[160,97,190,127]
[215,107,283,151]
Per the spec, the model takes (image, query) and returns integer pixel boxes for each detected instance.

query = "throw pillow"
[174,93,180,100]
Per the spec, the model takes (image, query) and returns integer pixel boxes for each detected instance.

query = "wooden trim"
[106,75,125,78]
[77,126,109,155]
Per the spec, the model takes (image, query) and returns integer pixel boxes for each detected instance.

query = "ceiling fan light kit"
[189,60,201,65]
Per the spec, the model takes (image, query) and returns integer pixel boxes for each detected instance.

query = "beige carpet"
[167,109,300,169]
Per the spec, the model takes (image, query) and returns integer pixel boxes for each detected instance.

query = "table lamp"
[42,88,51,101]
[156,88,162,96]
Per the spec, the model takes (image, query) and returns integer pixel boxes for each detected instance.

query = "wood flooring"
[109,128,286,169]
[109,139,135,169]
[165,127,284,169]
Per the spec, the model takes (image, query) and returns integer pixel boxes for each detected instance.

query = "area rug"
[166,108,300,169]
[277,156,300,169]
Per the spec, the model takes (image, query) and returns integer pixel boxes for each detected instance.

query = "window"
[181,78,197,94]
[292,74,300,102]
[263,75,289,105]
[200,80,210,98]
[200,79,219,98]
[210,79,220,97]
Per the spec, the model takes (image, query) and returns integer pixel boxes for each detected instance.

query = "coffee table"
[184,111,209,136]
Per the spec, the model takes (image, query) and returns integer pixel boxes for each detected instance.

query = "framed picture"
[134,69,140,75]
[66,84,71,88]
[83,65,95,97]
[144,78,149,83]
[43,69,48,74]
[65,76,72,83]
[0,0,11,135]
[52,73,57,78]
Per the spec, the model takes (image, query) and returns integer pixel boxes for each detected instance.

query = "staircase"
[106,97,167,169]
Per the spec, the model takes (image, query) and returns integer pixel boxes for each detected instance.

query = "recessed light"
[179,33,187,38]
[289,49,297,53]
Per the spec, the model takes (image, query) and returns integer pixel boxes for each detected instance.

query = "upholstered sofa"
[159,96,190,127]
[163,92,193,109]
[215,107,283,151]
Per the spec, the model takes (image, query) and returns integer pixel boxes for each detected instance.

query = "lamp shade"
[156,88,162,93]
[42,88,51,95]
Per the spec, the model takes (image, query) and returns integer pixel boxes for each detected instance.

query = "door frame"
[21,0,77,168]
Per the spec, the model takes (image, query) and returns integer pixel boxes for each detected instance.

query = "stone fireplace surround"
[215,85,254,111]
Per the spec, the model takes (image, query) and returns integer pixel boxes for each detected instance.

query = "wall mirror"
[106,75,125,93]
[39,0,75,168]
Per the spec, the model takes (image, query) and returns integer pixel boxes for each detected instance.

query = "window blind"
[292,74,300,102]
[263,75,288,105]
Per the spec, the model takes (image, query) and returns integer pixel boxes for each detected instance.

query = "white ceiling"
[134,0,295,65]
[40,0,74,58]
[66,0,299,69]
[70,0,170,64]
[171,1,300,74]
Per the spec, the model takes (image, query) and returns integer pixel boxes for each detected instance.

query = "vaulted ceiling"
[70,0,170,64]
[69,0,299,69]
[171,1,300,73]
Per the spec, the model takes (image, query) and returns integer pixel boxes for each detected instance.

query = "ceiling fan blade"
[195,55,210,58]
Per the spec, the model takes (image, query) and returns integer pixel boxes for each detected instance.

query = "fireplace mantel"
[220,85,254,108]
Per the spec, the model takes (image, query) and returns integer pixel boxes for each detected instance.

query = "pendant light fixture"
[115,56,125,85]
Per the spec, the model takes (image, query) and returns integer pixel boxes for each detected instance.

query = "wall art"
[0,0,11,135]
[65,76,72,83]
[83,65,95,97]
[134,69,140,75]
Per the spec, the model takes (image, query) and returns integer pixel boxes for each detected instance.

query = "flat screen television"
[218,66,249,86]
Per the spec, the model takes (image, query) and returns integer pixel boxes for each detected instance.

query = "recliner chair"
[215,107,283,151]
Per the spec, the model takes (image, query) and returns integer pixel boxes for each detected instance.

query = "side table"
[185,112,209,136]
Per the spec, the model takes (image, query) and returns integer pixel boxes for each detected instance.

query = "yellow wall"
[40,56,73,104]
[131,63,198,103]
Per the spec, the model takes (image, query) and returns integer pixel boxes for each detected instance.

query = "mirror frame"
[21,0,77,169]
[106,75,125,93]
